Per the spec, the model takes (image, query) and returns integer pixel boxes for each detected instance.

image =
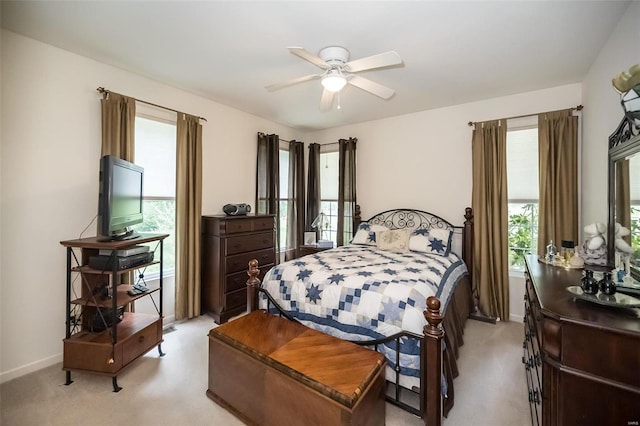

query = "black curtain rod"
[315,137,358,146]
[468,105,583,127]
[97,87,207,122]
[257,133,356,146]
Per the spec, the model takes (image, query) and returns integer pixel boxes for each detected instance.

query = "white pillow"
[377,228,411,253]
[351,223,388,245]
[409,228,453,256]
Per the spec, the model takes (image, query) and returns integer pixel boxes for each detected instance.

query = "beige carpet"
[1,315,529,426]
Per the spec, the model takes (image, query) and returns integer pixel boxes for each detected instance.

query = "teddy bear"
[614,222,633,254]
[580,222,607,266]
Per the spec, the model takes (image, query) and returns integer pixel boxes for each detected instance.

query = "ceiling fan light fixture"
[321,70,347,92]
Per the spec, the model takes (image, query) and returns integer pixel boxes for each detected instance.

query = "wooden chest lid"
[209,310,386,408]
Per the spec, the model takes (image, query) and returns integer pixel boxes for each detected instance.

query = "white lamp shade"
[321,71,347,92]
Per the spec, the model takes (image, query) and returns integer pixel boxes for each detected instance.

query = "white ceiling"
[1,1,630,131]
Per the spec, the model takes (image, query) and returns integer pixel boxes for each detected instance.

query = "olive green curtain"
[175,114,202,320]
[100,93,135,161]
[306,143,321,236]
[337,138,357,246]
[471,120,509,321]
[100,92,136,286]
[537,110,579,256]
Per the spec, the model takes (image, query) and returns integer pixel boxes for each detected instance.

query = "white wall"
[0,30,300,382]
[582,1,640,228]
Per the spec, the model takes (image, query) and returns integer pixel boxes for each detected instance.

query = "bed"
[246,207,475,425]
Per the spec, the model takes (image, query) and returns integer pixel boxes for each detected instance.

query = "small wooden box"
[207,310,386,426]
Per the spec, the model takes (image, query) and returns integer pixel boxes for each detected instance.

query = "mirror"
[608,82,640,275]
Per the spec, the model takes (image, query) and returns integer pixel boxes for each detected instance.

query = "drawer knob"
[138,335,145,343]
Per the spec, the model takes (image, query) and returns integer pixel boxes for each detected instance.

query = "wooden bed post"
[246,259,261,313]
[423,296,444,426]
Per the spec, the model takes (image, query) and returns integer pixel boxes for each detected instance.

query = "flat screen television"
[97,155,144,241]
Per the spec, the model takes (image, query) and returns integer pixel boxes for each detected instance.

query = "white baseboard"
[163,314,176,329]
[0,353,62,384]
[510,313,524,323]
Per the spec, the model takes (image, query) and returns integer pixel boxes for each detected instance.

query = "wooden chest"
[207,310,386,426]
[201,215,275,324]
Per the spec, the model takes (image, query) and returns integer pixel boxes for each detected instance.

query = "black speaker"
[223,203,251,216]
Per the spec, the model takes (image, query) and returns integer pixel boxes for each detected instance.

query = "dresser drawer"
[225,232,274,256]
[122,320,161,365]
[225,216,275,234]
[225,287,247,310]
[225,248,275,274]
[202,215,274,236]
[225,263,273,293]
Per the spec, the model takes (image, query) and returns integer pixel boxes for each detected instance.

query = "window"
[134,114,177,276]
[278,145,290,251]
[319,149,339,245]
[507,123,539,270]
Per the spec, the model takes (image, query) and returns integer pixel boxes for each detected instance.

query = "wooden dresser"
[523,255,640,426]
[201,214,275,324]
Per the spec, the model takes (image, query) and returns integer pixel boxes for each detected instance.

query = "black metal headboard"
[357,208,466,259]
[365,208,456,231]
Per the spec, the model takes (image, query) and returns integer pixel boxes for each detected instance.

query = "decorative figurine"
[599,272,616,296]
[580,223,607,266]
[581,270,599,295]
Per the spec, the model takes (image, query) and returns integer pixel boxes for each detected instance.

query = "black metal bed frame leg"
[65,371,73,386]
[158,343,165,357]
[112,376,122,392]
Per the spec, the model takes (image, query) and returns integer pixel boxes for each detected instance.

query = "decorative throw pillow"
[409,228,453,256]
[376,228,411,253]
[351,223,388,245]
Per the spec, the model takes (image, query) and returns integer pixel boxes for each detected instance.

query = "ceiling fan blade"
[345,51,402,73]
[348,75,395,100]
[320,89,335,111]
[265,74,322,91]
[288,47,329,69]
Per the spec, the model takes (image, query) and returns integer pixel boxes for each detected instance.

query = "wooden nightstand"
[297,244,332,258]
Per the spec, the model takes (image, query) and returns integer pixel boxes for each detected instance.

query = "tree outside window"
[507,126,539,270]
[134,115,176,276]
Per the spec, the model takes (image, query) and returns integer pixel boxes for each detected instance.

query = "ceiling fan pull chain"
[337,91,342,110]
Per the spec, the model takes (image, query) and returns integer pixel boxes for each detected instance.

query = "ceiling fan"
[266,46,403,111]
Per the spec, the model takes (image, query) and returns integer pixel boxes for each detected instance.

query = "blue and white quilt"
[259,244,468,384]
